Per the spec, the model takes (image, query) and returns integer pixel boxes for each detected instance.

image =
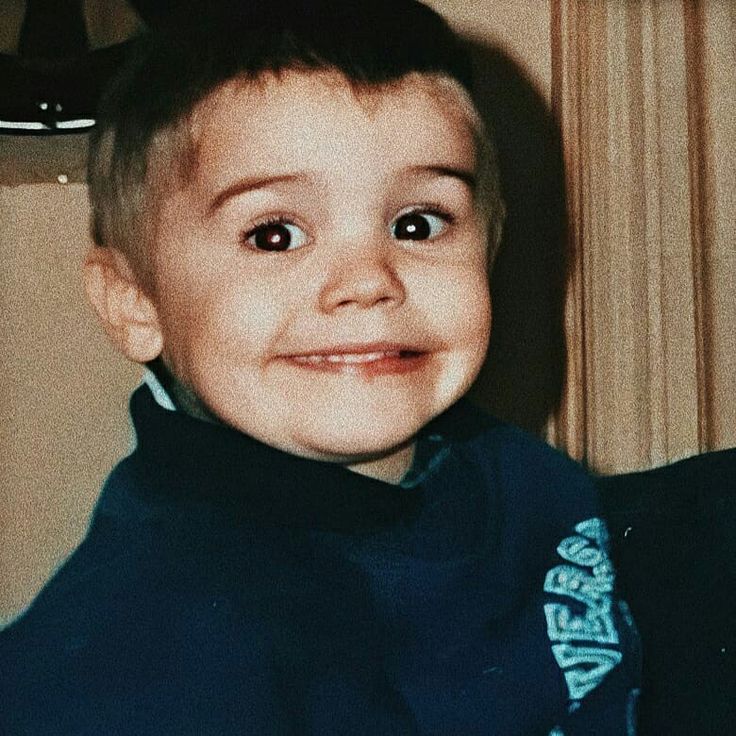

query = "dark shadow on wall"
[464,40,568,437]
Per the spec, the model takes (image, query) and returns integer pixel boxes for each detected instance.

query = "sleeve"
[474,419,641,735]
[543,516,641,736]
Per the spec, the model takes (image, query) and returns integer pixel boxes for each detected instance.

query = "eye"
[391,210,449,241]
[242,219,308,252]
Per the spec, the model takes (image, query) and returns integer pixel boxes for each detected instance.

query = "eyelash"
[401,204,456,227]
[405,204,454,219]
[241,215,290,236]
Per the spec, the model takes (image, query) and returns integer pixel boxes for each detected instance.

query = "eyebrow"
[404,165,477,191]
[206,173,309,217]
[206,165,476,217]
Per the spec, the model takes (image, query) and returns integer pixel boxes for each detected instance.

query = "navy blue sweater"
[0,386,639,734]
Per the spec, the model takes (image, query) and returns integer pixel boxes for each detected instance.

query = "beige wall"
[0,175,141,624]
[431,0,551,100]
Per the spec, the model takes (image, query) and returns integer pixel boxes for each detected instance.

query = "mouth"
[291,349,421,365]
[283,343,429,377]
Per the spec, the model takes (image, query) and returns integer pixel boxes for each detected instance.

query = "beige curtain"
[547,0,736,473]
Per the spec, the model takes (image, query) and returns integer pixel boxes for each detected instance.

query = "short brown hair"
[87,0,504,288]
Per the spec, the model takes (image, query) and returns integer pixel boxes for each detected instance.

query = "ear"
[82,247,163,363]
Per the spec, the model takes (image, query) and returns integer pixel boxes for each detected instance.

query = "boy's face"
[149,71,492,480]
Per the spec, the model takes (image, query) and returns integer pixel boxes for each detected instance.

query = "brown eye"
[392,211,447,241]
[244,221,307,251]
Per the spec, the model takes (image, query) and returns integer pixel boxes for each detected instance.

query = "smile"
[284,345,429,377]
[292,350,406,364]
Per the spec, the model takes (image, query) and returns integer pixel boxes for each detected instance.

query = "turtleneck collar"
[120,379,492,534]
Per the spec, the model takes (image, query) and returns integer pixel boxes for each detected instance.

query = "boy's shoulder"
[442,398,586,470]
[0,461,150,642]
[0,451,276,731]
[442,398,597,512]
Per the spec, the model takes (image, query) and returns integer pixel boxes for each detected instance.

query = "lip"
[287,342,426,357]
[282,342,431,378]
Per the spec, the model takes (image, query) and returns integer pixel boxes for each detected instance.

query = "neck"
[146,358,217,423]
[346,441,417,485]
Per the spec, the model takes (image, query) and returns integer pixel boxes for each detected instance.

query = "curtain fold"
[548,0,735,473]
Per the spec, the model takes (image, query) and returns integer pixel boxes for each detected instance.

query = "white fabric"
[143,369,177,412]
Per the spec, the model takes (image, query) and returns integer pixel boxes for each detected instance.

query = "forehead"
[185,70,480,192]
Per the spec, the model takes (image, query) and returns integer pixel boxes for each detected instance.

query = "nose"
[317,241,406,313]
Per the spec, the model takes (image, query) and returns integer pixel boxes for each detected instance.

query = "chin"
[292,417,422,463]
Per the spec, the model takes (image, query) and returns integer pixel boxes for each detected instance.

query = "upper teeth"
[293,351,401,364]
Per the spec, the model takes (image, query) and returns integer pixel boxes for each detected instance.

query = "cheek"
[170,281,292,373]
[458,286,492,363]
[154,280,231,374]
[424,263,491,352]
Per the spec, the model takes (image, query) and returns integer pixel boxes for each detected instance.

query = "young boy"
[0,2,639,733]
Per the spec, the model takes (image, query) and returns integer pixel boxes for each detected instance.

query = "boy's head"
[84,0,505,481]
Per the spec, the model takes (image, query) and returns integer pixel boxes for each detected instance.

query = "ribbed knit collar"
[124,385,490,534]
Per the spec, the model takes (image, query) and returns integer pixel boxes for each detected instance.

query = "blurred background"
[1,0,734,623]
